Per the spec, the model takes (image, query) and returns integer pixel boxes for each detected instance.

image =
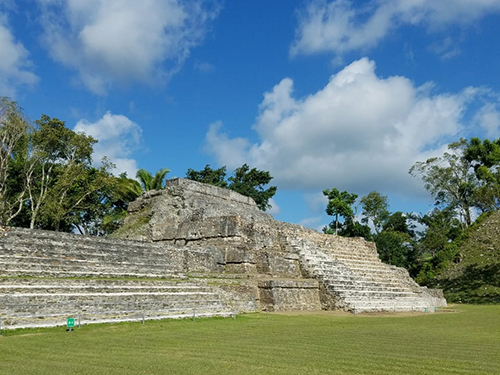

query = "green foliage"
[410,139,477,226]
[338,220,372,240]
[0,97,30,225]
[136,168,170,191]
[186,164,277,211]
[360,191,389,234]
[323,188,357,234]
[383,211,411,234]
[98,174,143,235]
[375,230,414,269]
[464,137,500,211]
[0,107,129,233]
[227,164,277,211]
[429,211,500,303]
[186,164,227,188]
[413,211,494,288]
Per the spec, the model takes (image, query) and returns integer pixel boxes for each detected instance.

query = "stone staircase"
[0,278,230,329]
[0,228,233,329]
[295,238,443,313]
[0,228,184,279]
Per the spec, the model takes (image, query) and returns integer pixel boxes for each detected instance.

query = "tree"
[373,211,417,269]
[0,98,30,225]
[26,115,75,228]
[186,164,227,188]
[98,174,142,234]
[322,188,358,235]
[338,220,372,239]
[360,191,389,234]
[227,164,277,211]
[464,137,500,211]
[61,164,116,235]
[383,211,412,234]
[410,139,477,227]
[375,230,414,269]
[186,163,277,211]
[136,168,170,191]
[26,115,111,231]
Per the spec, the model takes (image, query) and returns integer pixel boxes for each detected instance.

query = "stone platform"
[0,179,445,329]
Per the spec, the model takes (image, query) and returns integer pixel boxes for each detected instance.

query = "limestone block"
[225,247,254,263]
[184,248,224,273]
[262,253,302,277]
[258,279,321,312]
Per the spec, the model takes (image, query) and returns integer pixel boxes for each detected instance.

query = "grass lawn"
[1,305,499,375]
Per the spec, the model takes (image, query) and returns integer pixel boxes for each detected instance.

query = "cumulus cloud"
[304,192,328,213]
[266,198,280,216]
[474,103,500,138]
[298,216,324,232]
[0,12,38,96]
[36,0,219,94]
[205,58,491,198]
[74,112,142,177]
[291,0,500,58]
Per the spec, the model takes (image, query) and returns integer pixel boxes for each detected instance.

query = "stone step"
[303,258,388,270]
[346,299,434,310]
[0,277,195,286]
[331,289,417,299]
[0,284,213,294]
[316,267,396,279]
[303,247,379,258]
[306,252,380,262]
[306,259,393,273]
[0,262,179,278]
[326,282,412,293]
[0,267,182,279]
[344,295,429,304]
[2,308,233,330]
[327,283,411,293]
[0,241,172,260]
[1,229,154,248]
[0,256,179,274]
[314,269,404,284]
[298,244,436,313]
[0,291,227,318]
[1,293,223,306]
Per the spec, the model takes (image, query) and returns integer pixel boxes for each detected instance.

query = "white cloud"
[205,121,251,167]
[0,12,38,96]
[36,0,219,94]
[298,216,324,231]
[304,192,328,213]
[267,198,280,216]
[205,58,489,198]
[194,61,215,73]
[291,0,500,58]
[474,103,500,138]
[74,112,142,177]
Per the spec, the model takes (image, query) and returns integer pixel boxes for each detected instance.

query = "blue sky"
[2,0,500,230]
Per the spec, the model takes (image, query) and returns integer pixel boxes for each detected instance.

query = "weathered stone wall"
[258,280,322,312]
[0,224,320,328]
[113,178,446,312]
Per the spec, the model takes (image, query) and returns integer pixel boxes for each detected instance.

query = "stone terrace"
[0,228,244,329]
[0,179,446,328]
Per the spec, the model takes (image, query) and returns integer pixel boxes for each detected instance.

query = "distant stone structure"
[0,179,445,329]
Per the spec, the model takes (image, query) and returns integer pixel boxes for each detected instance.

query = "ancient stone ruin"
[0,179,446,329]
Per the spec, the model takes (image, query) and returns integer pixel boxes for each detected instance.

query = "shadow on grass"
[440,263,500,304]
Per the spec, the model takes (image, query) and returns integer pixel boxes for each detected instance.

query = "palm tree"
[136,168,170,191]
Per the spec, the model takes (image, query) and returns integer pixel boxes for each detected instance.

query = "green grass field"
[1,305,499,375]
